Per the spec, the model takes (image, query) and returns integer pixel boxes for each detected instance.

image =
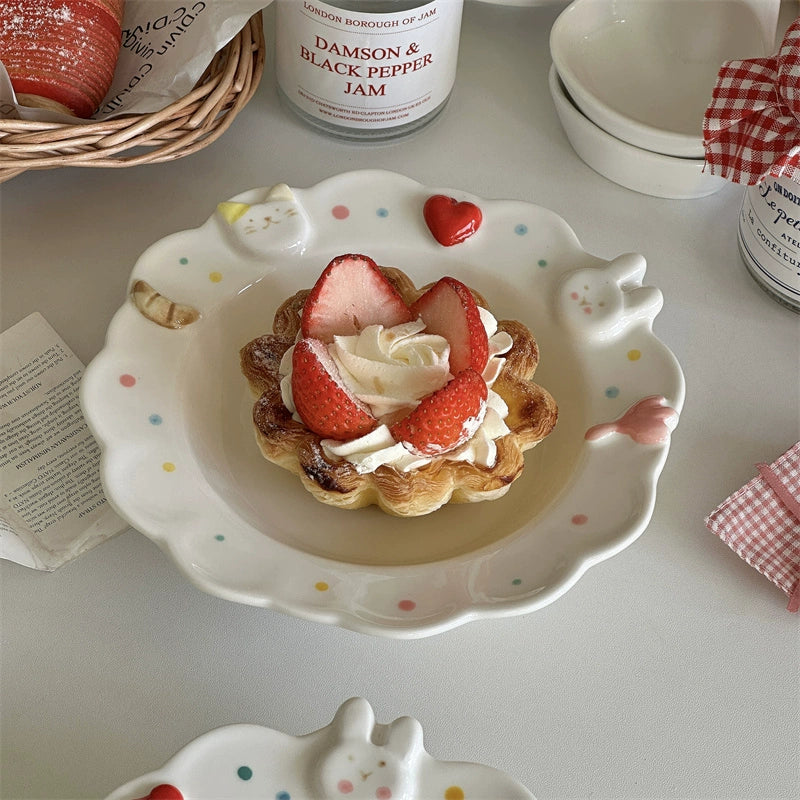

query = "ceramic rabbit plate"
[82,170,685,637]
[105,698,535,800]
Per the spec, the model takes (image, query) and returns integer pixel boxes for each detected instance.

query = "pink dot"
[570,291,579,300]
[332,205,350,220]
[119,374,136,387]
[398,599,416,612]
[338,780,354,794]
[376,788,392,799]
[571,514,588,525]
[583,306,592,314]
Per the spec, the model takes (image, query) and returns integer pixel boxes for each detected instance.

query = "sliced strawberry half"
[411,277,489,375]
[389,368,488,456]
[291,338,377,440]
[301,254,413,342]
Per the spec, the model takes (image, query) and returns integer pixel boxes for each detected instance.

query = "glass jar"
[738,176,800,312]
[275,0,464,141]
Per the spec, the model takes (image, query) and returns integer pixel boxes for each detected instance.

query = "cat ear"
[331,697,376,741]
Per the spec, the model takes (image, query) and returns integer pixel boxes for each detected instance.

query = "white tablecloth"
[2,3,798,798]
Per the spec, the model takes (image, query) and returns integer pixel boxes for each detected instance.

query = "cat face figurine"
[215,183,313,257]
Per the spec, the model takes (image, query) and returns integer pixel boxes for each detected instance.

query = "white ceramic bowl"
[549,64,726,199]
[550,0,776,158]
[82,170,684,638]
[105,698,536,799]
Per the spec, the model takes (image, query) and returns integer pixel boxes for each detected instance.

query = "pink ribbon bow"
[704,17,800,185]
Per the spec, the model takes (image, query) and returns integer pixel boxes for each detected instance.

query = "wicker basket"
[0,12,265,183]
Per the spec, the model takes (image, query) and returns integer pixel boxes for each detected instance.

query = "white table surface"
[2,3,799,798]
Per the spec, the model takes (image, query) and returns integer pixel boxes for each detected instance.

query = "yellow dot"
[315,581,329,592]
[444,788,464,800]
[162,462,176,472]
[627,349,642,361]
[209,271,223,283]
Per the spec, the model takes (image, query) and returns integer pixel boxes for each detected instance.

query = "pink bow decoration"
[705,441,800,612]
[704,17,800,185]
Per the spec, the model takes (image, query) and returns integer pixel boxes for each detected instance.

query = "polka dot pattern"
[105,189,673,638]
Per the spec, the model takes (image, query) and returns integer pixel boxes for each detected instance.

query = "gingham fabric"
[705,442,800,611]
[704,17,800,185]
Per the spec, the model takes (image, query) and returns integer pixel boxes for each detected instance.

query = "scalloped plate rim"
[81,169,684,638]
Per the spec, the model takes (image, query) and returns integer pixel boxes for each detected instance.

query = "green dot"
[512,578,522,586]
[215,534,225,541]
[537,259,547,267]
[179,257,189,265]
[238,766,253,780]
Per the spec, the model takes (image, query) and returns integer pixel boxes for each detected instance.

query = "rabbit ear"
[386,715,424,760]
[332,697,376,741]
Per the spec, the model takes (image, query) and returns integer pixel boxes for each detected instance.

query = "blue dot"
[376,207,389,217]
[514,224,528,235]
[537,259,548,267]
[237,766,253,780]
[277,793,291,800]
[215,534,225,541]
[148,413,163,425]
[605,386,620,398]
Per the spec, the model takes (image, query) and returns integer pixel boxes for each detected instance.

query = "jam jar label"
[738,178,800,311]
[275,0,463,136]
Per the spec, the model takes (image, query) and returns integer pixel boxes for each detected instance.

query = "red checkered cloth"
[705,442,800,612]
[704,16,800,185]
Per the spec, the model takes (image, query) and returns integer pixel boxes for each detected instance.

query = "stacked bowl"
[549,0,779,199]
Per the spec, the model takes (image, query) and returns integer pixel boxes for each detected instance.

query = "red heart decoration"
[423,195,483,247]
[134,785,183,800]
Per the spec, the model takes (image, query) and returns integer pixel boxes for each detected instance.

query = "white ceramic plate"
[82,169,684,638]
[548,64,726,200]
[550,0,775,158]
[105,698,535,799]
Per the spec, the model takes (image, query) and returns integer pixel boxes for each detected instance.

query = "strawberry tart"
[240,254,557,517]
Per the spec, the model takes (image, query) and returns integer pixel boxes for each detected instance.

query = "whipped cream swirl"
[280,308,514,473]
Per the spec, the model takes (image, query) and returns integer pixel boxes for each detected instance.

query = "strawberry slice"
[301,254,413,342]
[291,338,377,440]
[410,277,489,375]
[389,368,488,456]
